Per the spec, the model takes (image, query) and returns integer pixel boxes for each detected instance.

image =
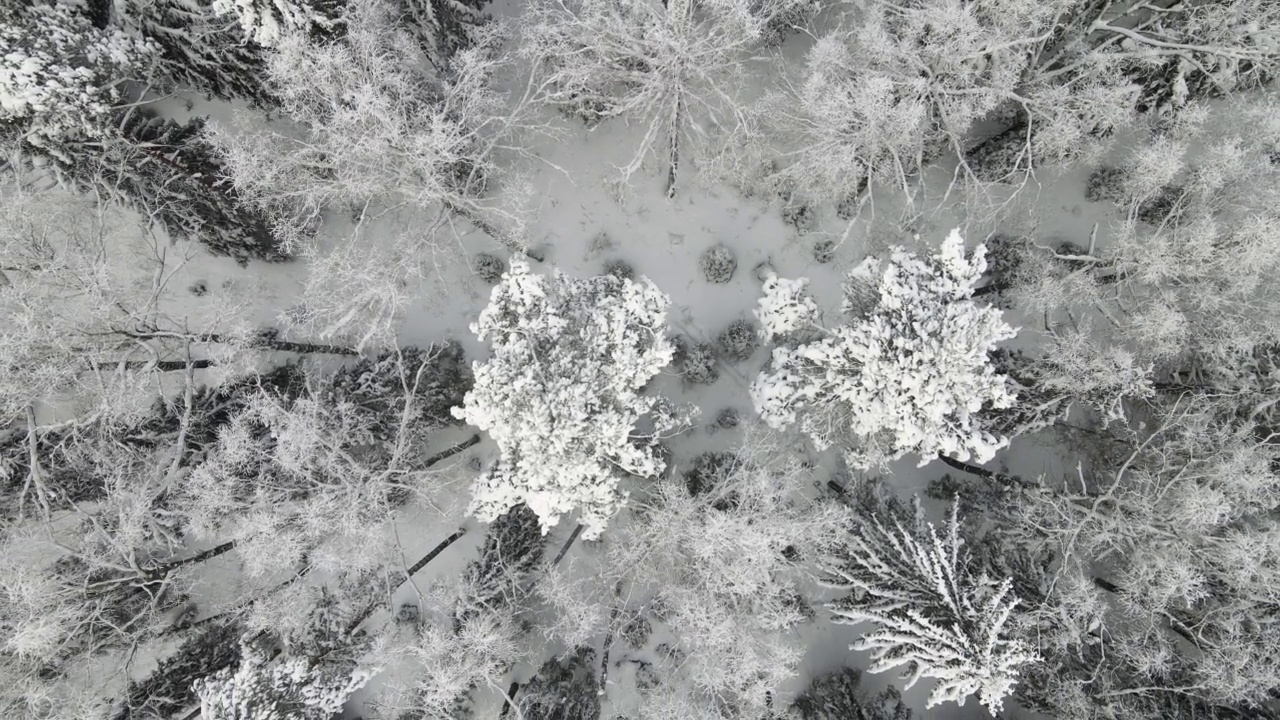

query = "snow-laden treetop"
[454,259,689,539]
[753,229,1017,468]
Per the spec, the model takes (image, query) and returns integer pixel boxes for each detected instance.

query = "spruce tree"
[517,647,601,720]
[29,111,282,262]
[453,503,546,630]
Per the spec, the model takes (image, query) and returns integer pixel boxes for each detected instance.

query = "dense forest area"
[2,0,1280,718]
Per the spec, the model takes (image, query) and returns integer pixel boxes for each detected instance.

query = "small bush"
[716,407,740,429]
[681,343,718,385]
[964,123,1032,183]
[1135,187,1183,225]
[813,240,835,264]
[621,616,652,649]
[604,259,634,280]
[1085,166,1127,203]
[188,280,208,297]
[782,203,816,234]
[699,244,737,284]
[473,252,506,283]
[395,603,421,624]
[717,319,759,361]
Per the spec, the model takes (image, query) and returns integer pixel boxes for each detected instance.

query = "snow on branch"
[751,229,1016,468]
[821,502,1035,713]
[453,259,690,539]
[194,640,373,719]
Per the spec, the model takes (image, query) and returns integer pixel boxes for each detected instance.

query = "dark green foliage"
[284,570,381,659]
[604,258,634,280]
[32,111,282,263]
[964,122,1033,183]
[114,0,276,108]
[1085,166,1126,203]
[715,407,740,429]
[454,503,545,630]
[518,647,601,720]
[813,239,835,264]
[397,0,489,62]
[112,621,244,720]
[781,203,815,234]
[791,667,911,720]
[682,451,738,509]
[326,342,472,437]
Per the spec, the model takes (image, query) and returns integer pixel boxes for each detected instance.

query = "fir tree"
[517,647,601,720]
[454,503,546,630]
[821,502,1035,713]
[790,667,911,720]
[49,112,281,262]
[113,621,245,720]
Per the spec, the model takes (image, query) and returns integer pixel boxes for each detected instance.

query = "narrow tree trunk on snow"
[936,453,1029,489]
[498,681,521,719]
[551,523,585,567]
[423,434,481,468]
[598,581,624,696]
[404,526,468,580]
[665,98,682,199]
[146,540,236,580]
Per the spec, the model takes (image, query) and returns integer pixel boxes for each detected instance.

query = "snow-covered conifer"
[454,503,546,629]
[821,502,1035,713]
[752,230,1016,468]
[790,666,911,720]
[212,0,346,47]
[517,647,601,720]
[454,259,688,539]
[0,3,153,146]
[194,640,372,719]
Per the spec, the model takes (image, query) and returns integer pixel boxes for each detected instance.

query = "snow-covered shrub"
[752,230,1017,467]
[716,407,741,429]
[194,641,373,720]
[682,451,738,499]
[717,319,759,361]
[604,258,634,280]
[453,259,689,539]
[680,342,719,385]
[699,244,737,284]
[473,252,506,283]
[821,502,1035,713]
[782,203,816,234]
[813,239,835,265]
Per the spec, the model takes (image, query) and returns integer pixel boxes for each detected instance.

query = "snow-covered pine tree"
[453,259,689,539]
[0,2,152,146]
[113,621,245,720]
[789,666,911,720]
[193,639,372,720]
[50,111,281,262]
[752,229,1017,468]
[517,647,601,720]
[820,501,1035,713]
[110,0,276,107]
[211,0,347,47]
[454,503,546,630]
[398,0,490,63]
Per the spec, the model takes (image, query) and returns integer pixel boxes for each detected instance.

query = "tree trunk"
[121,359,216,371]
[551,523,585,566]
[598,581,624,696]
[423,434,481,468]
[498,681,521,719]
[665,98,682,199]
[146,540,236,580]
[404,526,467,580]
[936,453,1029,489]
